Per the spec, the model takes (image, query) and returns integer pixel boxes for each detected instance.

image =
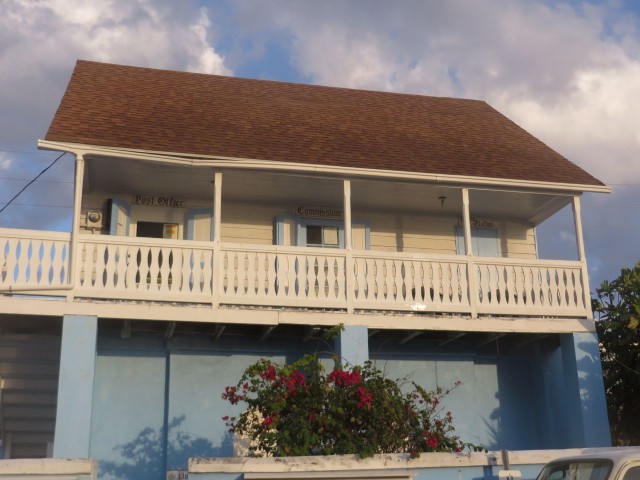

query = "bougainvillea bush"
[222,354,478,458]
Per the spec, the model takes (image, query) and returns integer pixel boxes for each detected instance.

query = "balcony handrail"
[473,256,583,268]
[80,233,214,250]
[0,228,70,241]
[0,229,590,318]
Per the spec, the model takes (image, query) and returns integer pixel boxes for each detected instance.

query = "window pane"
[307,225,322,245]
[323,226,339,246]
[623,466,640,480]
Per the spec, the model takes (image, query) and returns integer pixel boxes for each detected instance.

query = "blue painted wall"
[82,326,610,479]
[88,332,328,479]
[53,315,98,458]
[371,333,610,451]
[370,338,544,450]
[560,332,611,446]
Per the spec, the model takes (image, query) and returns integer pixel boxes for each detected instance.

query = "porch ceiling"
[85,156,572,224]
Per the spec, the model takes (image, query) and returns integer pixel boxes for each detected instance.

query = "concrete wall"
[0,458,96,479]
[369,334,609,452]
[48,317,609,480]
[370,342,540,450]
[186,450,586,480]
[88,332,325,479]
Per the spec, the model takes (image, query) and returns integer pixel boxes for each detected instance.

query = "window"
[297,219,344,249]
[306,224,339,247]
[274,215,369,249]
[623,465,640,480]
[455,227,499,257]
[136,221,179,239]
[536,460,612,480]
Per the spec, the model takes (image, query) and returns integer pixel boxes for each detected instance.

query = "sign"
[498,470,522,480]
[167,472,189,480]
[163,223,179,240]
[457,216,495,228]
[297,206,343,219]
[133,194,185,208]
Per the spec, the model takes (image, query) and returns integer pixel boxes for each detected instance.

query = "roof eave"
[38,139,612,195]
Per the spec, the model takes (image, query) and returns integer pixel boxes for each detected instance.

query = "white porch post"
[67,153,85,301]
[462,188,478,318]
[344,179,354,313]
[212,171,222,308]
[572,194,593,319]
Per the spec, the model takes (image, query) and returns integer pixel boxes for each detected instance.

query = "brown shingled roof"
[45,60,604,187]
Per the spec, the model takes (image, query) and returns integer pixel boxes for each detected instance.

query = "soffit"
[84,158,568,223]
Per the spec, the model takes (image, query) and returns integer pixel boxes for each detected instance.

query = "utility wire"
[0,152,67,215]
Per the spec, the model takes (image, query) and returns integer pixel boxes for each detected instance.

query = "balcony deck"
[0,229,592,332]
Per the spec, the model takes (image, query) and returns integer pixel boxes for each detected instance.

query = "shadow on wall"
[574,337,610,446]
[483,414,502,451]
[100,415,233,480]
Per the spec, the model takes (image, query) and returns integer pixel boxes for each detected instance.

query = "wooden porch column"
[572,194,593,319]
[462,188,478,318]
[67,153,85,301]
[212,171,223,308]
[344,180,354,313]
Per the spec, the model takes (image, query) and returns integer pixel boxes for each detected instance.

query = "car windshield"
[536,460,613,480]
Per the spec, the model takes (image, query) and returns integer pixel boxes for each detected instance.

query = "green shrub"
[222,354,478,458]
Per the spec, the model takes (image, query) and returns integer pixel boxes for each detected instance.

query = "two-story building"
[0,60,611,478]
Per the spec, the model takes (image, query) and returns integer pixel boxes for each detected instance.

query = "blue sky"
[0,0,638,291]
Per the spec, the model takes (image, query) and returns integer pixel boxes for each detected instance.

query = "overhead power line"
[0,152,67,215]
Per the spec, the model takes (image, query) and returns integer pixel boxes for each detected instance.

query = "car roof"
[547,447,640,470]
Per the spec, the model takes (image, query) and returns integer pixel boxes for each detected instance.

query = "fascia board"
[38,140,612,194]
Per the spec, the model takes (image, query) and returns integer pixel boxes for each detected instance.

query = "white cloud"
[0,153,13,171]
[559,230,576,242]
[188,7,232,75]
[0,0,231,148]
[232,0,640,184]
[0,0,231,230]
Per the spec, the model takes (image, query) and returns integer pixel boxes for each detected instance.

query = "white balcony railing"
[0,229,588,317]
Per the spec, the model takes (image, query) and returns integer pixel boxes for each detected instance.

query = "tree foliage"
[593,261,640,445]
[222,354,479,458]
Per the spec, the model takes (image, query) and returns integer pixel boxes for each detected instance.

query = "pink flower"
[357,386,373,408]
[329,368,362,387]
[285,369,306,394]
[425,434,438,449]
[263,415,275,427]
[260,365,277,381]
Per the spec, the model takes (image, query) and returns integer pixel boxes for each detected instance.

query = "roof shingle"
[44,60,604,187]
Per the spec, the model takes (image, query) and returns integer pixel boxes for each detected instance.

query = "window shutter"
[109,197,131,236]
[186,208,214,241]
[352,221,371,250]
[274,214,296,246]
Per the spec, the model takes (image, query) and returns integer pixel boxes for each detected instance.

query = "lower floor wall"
[45,315,611,480]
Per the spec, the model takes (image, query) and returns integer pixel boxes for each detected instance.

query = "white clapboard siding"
[1,335,60,459]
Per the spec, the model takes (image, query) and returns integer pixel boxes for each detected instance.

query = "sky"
[0,0,638,292]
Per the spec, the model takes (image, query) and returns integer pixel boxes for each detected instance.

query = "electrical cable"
[0,152,67,215]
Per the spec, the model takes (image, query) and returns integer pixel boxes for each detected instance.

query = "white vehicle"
[536,448,640,480]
